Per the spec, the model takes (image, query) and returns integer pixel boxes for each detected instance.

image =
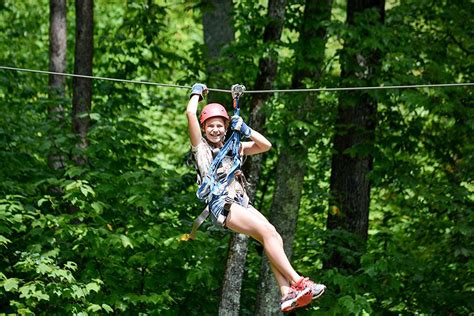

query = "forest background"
[0,0,472,315]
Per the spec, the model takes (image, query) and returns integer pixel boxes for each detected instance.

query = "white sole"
[312,286,326,300]
[280,287,312,312]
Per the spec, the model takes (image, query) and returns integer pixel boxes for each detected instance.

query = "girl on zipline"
[186,83,325,312]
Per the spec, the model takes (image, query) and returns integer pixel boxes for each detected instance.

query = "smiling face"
[203,117,227,145]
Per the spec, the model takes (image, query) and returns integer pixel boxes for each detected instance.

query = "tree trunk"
[255,1,333,314]
[202,0,234,60]
[214,1,287,315]
[49,0,67,100]
[256,149,307,315]
[48,0,67,171]
[324,0,385,271]
[202,0,234,105]
[219,1,287,313]
[200,1,241,315]
[72,0,93,165]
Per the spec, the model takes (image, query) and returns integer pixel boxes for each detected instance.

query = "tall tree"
[48,0,67,170]
[202,0,234,105]
[200,1,241,314]
[217,1,288,315]
[255,1,333,314]
[324,0,385,271]
[72,0,93,165]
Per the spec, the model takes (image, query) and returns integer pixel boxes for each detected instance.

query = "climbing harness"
[181,84,247,241]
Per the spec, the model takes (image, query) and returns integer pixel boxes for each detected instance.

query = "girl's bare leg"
[269,262,291,296]
[244,206,292,296]
[226,204,300,294]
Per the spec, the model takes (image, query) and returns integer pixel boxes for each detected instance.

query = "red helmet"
[199,103,230,125]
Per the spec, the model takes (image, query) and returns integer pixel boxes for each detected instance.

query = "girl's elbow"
[264,141,272,152]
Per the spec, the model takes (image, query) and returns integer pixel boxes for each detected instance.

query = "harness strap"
[182,188,250,241]
[181,206,210,241]
[183,84,247,241]
[196,88,244,204]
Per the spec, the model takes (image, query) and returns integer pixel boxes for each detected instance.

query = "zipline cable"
[0,65,231,93]
[0,65,194,90]
[0,65,472,94]
[246,82,474,93]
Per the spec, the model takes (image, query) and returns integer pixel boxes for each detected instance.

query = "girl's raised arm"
[186,84,208,147]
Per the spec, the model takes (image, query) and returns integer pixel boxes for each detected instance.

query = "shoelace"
[291,277,310,291]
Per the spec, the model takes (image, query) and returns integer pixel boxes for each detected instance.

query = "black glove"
[190,83,208,101]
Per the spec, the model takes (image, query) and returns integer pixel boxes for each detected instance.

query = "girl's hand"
[231,115,252,138]
[190,83,208,101]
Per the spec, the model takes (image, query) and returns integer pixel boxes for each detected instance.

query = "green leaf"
[339,295,355,312]
[71,284,85,299]
[19,284,35,299]
[91,202,104,214]
[0,234,11,246]
[35,291,50,301]
[120,234,134,249]
[37,263,52,274]
[102,304,114,313]
[86,282,101,293]
[79,183,95,197]
[65,180,81,191]
[37,198,48,207]
[64,261,78,271]
[90,112,102,121]
[87,304,102,312]
[3,278,19,292]
[65,166,86,177]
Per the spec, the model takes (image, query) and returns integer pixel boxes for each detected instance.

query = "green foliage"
[292,0,472,315]
[0,1,225,314]
[0,0,472,315]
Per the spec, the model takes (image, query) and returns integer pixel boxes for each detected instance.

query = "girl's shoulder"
[191,137,212,154]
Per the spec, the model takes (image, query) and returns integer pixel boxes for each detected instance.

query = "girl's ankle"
[280,285,291,297]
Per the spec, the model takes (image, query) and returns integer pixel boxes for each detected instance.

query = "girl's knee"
[275,228,283,246]
[261,223,282,243]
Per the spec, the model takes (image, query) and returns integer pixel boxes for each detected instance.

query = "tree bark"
[219,233,249,316]
[200,1,241,315]
[218,1,287,315]
[244,0,287,179]
[324,0,385,271]
[202,0,234,59]
[202,0,234,104]
[48,0,67,170]
[49,0,67,99]
[72,0,93,165]
[255,1,333,314]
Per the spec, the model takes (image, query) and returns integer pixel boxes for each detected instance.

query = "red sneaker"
[280,277,327,312]
[280,286,312,313]
[303,278,326,299]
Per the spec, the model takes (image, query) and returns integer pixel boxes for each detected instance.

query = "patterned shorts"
[209,192,249,226]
